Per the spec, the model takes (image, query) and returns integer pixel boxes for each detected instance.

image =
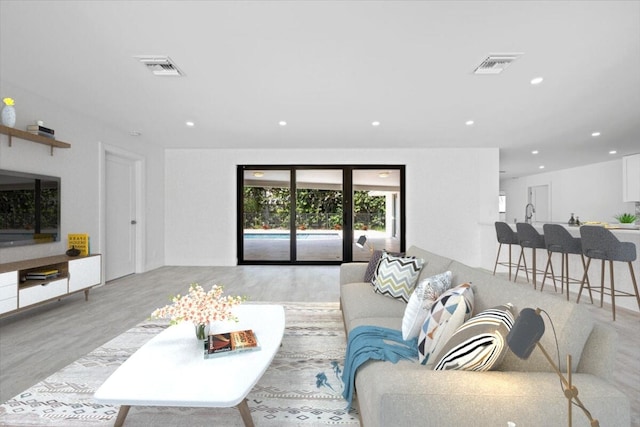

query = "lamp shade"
[356,235,367,248]
[506,307,545,359]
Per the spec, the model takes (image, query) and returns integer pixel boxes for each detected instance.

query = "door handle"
[131,220,137,225]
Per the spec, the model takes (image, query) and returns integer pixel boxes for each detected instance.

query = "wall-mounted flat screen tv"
[0,169,60,248]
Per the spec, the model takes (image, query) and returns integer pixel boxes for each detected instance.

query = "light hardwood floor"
[0,265,638,425]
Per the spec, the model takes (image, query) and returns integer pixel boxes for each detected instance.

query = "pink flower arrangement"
[151,283,244,326]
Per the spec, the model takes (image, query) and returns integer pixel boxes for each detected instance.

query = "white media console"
[0,254,101,317]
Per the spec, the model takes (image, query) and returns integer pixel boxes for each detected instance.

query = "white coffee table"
[94,304,285,427]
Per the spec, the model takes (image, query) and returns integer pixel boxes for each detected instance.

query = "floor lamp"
[355,235,374,253]
[506,308,599,427]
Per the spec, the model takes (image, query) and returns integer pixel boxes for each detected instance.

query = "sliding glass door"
[238,165,404,264]
[295,169,343,261]
[351,169,402,262]
[241,169,291,261]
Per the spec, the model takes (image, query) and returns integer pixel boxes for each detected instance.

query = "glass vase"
[195,323,210,341]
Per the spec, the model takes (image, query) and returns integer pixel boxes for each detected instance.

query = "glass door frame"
[237,164,405,265]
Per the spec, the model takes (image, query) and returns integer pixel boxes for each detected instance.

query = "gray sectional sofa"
[340,246,630,427]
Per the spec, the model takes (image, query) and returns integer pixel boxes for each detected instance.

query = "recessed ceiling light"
[253,171,264,177]
[186,121,195,127]
[530,77,544,85]
[465,120,474,126]
[531,150,539,155]
[279,121,287,126]
[591,132,601,137]
[378,172,390,178]
[609,150,617,155]
[539,165,545,169]
[372,121,381,127]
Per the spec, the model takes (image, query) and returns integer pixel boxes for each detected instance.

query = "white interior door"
[529,184,550,223]
[105,153,136,281]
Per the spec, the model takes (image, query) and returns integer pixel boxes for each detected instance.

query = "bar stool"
[577,225,640,321]
[515,223,552,290]
[492,221,519,281]
[541,224,592,302]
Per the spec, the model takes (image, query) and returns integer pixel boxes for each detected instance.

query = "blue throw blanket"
[341,325,418,408]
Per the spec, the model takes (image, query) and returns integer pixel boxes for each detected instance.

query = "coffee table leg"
[113,405,131,427]
[236,399,255,427]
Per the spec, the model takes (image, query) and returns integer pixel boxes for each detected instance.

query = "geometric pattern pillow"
[401,271,453,340]
[418,283,474,365]
[372,252,425,303]
[432,303,515,371]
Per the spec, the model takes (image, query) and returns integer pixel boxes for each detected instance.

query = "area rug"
[0,302,359,426]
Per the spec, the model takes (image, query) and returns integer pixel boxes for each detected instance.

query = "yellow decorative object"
[2,97,14,106]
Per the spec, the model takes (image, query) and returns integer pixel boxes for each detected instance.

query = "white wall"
[501,159,636,225]
[0,81,165,272]
[165,148,500,267]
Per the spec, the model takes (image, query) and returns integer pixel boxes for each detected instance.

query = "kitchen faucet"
[525,203,535,224]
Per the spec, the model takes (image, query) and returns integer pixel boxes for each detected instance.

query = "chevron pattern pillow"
[372,252,425,302]
[418,283,474,365]
[432,303,515,371]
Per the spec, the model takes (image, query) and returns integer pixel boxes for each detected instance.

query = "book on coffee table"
[204,329,260,359]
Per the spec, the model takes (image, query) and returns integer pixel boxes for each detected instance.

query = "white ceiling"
[1,1,639,180]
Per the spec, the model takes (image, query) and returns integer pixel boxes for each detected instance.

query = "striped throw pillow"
[372,252,424,302]
[432,303,515,371]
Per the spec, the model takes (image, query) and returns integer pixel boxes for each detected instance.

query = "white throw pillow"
[401,271,452,340]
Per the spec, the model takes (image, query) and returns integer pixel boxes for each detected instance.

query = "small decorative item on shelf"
[66,246,81,257]
[1,97,16,127]
[568,213,575,226]
[151,283,245,341]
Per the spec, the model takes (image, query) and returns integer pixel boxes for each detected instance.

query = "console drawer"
[0,271,17,287]
[0,297,17,314]
[0,282,17,300]
[19,278,68,308]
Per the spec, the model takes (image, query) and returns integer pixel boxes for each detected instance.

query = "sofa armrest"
[577,322,617,381]
[340,262,368,286]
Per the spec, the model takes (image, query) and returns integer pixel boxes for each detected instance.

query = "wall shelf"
[0,124,71,155]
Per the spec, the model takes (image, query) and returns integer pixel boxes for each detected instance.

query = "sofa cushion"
[340,282,407,332]
[418,283,474,365]
[406,246,453,281]
[401,271,452,340]
[372,253,424,303]
[431,303,515,371]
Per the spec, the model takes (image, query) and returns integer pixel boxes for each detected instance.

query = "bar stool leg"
[493,243,502,275]
[577,257,592,304]
[629,261,640,311]
[532,249,537,290]
[508,244,513,281]
[515,248,529,283]
[609,260,616,321]
[541,251,557,293]
[600,260,606,308]
[581,254,594,304]
[563,253,569,300]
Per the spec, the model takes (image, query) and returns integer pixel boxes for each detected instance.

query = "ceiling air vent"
[473,54,522,75]
[135,56,184,77]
